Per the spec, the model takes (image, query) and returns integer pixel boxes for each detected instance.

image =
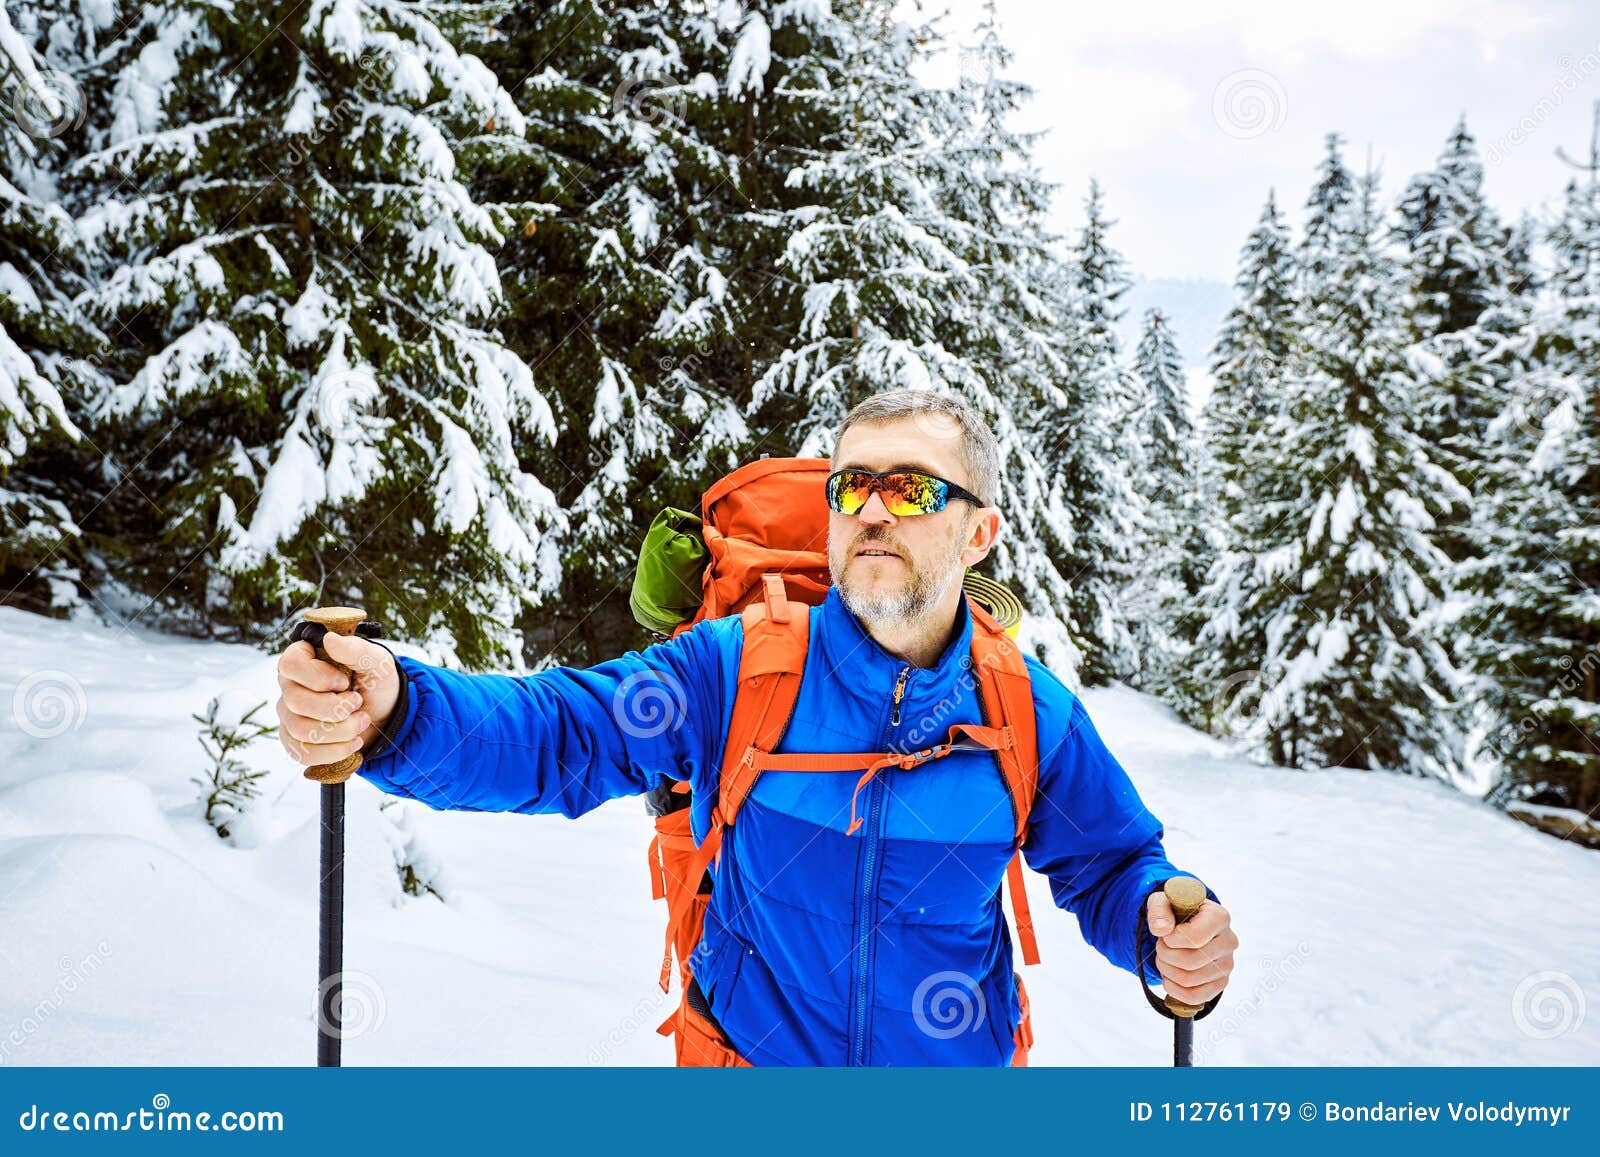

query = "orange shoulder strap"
[719,573,811,826]
[967,597,1038,836]
[968,596,1042,966]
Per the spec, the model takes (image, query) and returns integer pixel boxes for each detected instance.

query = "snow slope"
[0,607,1594,1066]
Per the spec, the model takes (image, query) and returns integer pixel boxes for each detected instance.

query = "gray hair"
[834,389,1000,508]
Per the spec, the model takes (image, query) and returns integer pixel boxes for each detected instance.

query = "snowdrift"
[1,607,1594,1065]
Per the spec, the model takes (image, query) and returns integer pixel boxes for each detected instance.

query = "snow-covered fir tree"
[62,0,563,667]
[1391,117,1514,562]
[456,0,749,660]
[1124,307,1195,689]
[916,0,1085,675]
[1133,307,1191,511]
[1196,145,1465,776]
[742,2,990,441]
[1037,179,1143,682]
[684,0,1084,670]
[1458,114,1600,815]
[1395,117,1509,344]
[1188,142,1352,740]
[0,3,103,611]
[1171,191,1297,719]
[1203,190,1296,525]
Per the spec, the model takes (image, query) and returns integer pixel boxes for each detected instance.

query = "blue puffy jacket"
[356,586,1216,1065]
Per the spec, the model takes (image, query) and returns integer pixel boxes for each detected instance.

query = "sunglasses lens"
[880,472,946,516]
[828,470,948,516]
[827,471,873,514]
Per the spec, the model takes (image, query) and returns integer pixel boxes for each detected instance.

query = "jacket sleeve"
[1018,664,1220,986]
[352,617,737,818]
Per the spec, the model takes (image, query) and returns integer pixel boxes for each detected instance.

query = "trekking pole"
[294,605,369,1068]
[1138,875,1222,1067]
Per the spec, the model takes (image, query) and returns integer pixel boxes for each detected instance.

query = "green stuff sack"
[630,507,710,635]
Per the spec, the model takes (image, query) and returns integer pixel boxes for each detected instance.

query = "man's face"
[827,414,994,627]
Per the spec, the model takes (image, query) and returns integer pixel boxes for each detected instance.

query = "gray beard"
[831,538,966,628]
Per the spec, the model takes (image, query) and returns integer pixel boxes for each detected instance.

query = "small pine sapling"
[192,697,276,839]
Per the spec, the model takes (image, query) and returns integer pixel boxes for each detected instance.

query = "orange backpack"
[639,457,1042,1062]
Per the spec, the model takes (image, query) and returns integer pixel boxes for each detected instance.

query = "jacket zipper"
[851,663,911,1065]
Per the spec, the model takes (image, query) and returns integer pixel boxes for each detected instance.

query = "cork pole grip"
[301,606,368,785]
[1161,875,1210,1017]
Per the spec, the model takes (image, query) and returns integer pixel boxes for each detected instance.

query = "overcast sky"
[915,0,1600,283]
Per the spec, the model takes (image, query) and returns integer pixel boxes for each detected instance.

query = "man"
[275,389,1236,1066]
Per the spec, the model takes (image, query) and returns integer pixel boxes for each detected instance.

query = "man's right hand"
[275,631,401,767]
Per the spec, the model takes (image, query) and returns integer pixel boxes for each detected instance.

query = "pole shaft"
[317,781,345,1067]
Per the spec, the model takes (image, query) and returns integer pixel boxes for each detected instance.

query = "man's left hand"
[1146,892,1236,1006]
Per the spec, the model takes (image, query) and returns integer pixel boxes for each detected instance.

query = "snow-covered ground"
[0,606,1594,1066]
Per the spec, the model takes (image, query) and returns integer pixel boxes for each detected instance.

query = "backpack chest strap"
[743,721,1015,835]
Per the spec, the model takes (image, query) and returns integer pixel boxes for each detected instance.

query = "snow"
[315,0,365,63]
[1530,392,1577,474]
[282,275,344,348]
[107,10,198,145]
[1,328,78,466]
[726,12,771,98]
[0,607,1594,1066]
[434,417,488,533]
[624,187,660,250]
[282,67,324,135]
[1329,477,1361,544]
[231,415,326,554]
[776,0,832,25]
[96,320,249,420]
